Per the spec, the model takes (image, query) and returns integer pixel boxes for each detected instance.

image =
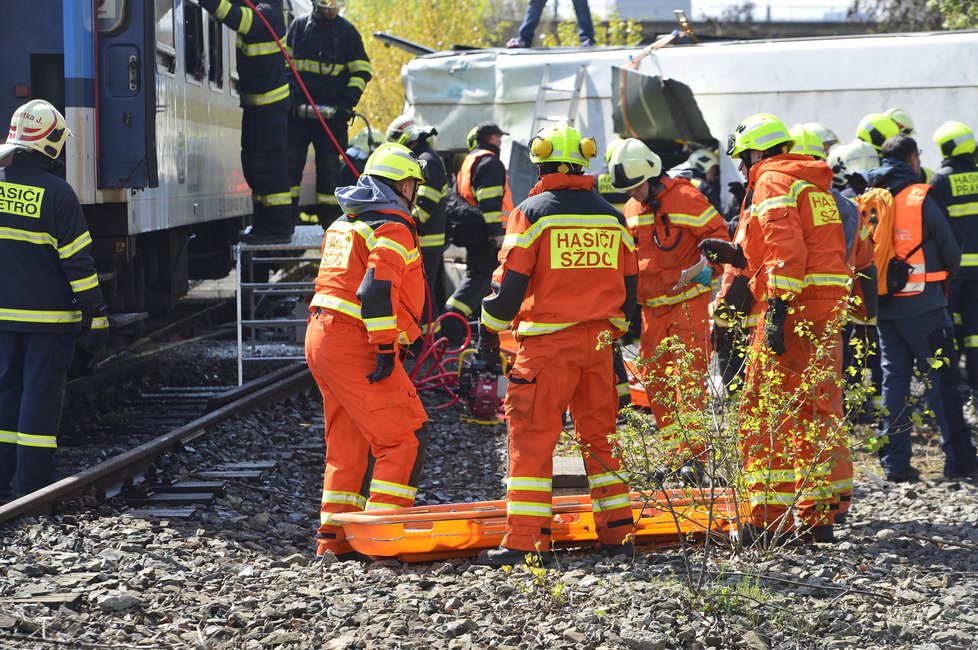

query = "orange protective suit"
[481,173,638,552]
[739,154,850,531]
[624,177,728,463]
[305,186,428,556]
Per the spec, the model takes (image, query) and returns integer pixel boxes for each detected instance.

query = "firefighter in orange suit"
[474,123,638,566]
[305,143,429,559]
[700,113,851,545]
[610,139,729,484]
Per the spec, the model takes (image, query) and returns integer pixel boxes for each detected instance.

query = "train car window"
[156,0,176,75]
[97,0,127,34]
[184,2,205,82]
[208,16,224,90]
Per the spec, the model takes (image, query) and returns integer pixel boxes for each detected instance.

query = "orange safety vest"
[457,148,513,226]
[890,184,948,296]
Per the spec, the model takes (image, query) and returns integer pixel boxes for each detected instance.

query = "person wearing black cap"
[443,122,514,344]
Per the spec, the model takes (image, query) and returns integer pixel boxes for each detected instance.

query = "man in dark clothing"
[199,0,293,244]
[929,120,978,395]
[869,135,978,481]
[0,100,108,495]
[286,0,372,228]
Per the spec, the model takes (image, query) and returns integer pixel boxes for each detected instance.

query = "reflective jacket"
[0,154,106,334]
[481,174,637,338]
[310,176,424,345]
[200,0,289,109]
[413,143,447,251]
[930,156,978,278]
[624,176,728,309]
[286,12,372,109]
[889,185,948,296]
[846,196,877,325]
[712,200,761,330]
[742,154,850,302]
[457,144,513,238]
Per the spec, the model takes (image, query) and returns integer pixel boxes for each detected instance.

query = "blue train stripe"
[63,0,95,107]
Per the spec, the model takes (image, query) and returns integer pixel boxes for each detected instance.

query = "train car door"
[97,0,159,188]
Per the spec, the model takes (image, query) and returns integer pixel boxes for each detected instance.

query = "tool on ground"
[455,349,508,424]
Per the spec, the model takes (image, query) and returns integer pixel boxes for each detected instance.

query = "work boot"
[650,466,668,486]
[884,466,920,483]
[800,524,835,544]
[239,229,293,245]
[599,540,635,557]
[506,37,528,48]
[834,512,848,526]
[476,546,553,567]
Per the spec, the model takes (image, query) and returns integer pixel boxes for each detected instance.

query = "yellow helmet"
[933,120,976,158]
[884,107,915,135]
[609,138,662,191]
[385,114,416,144]
[1,99,71,161]
[726,113,792,156]
[528,122,597,168]
[349,126,384,154]
[804,122,838,149]
[856,113,901,151]
[363,143,426,183]
[466,126,479,151]
[788,124,826,161]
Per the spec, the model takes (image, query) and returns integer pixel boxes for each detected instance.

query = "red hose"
[239,0,360,178]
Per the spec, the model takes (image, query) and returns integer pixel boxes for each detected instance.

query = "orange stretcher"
[331,489,747,563]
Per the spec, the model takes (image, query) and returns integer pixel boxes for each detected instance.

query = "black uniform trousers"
[950,276,978,391]
[242,107,293,237]
[288,115,349,228]
[446,240,496,323]
[0,331,75,495]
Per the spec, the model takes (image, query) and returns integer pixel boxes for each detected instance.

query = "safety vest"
[457,149,513,227]
[892,184,947,296]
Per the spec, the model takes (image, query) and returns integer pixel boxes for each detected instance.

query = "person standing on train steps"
[475,123,637,566]
[305,143,430,559]
[0,100,109,496]
[199,0,294,245]
[286,0,372,230]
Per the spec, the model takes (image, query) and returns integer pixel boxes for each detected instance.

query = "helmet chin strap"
[393,181,418,210]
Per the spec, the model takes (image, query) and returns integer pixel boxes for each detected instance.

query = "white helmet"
[609,138,662,191]
[385,114,416,144]
[804,122,838,149]
[686,148,719,174]
[828,139,880,188]
[399,125,438,147]
[884,107,915,136]
[312,0,346,10]
[0,99,71,162]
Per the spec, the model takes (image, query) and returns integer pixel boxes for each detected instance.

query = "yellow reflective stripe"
[18,433,57,449]
[416,185,444,202]
[616,382,630,397]
[830,477,854,492]
[364,501,401,511]
[413,205,431,224]
[58,231,92,258]
[769,273,804,294]
[375,236,418,265]
[237,7,253,34]
[0,307,81,324]
[474,185,504,201]
[321,490,367,508]
[70,273,99,293]
[587,471,625,489]
[241,83,289,106]
[317,193,340,206]
[633,213,656,227]
[214,0,232,19]
[744,470,796,483]
[347,77,366,92]
[756,179,815,216]
[482,210,503,224]
[644,283,711,308]
[859,223,871,240]
[290,185,301,199]
[310,294,362,319]
[480,308,511,332]
[369,479,417,500]
[803,273,850,288]
[91,315,109,330]
[667,206,720,228]
[348,59,372,74]
[515,320,579,337]
[363,315,397,332]
[748,493,795,507]
[965,335,978,348]
[0,430,17,444]
[292,59,347,76]
[744,313,761,327]
[797,485,833,500]
[0,226,57,249]
[507,476,552,492]
[445,297,473,317]
[609,317,629,331]
[397,331,411,345]
[332,219,378,248]
[236,37,279,56]
[507,214,636,251]
[507,501,552,517]
[954,312,964,325]
[947,202,978,217]
[419,234,445,247]
[962,253,978,267]
[254,192,292,207]
[592,493,631,512]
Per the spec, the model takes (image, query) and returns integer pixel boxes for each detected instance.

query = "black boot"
[599,540,635,557]
[476,546,553,567]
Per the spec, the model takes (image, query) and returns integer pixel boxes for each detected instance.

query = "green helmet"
[933,120,976,158]
[856,113,901,151]
[349,126,384,154]
[884,108,915,136]
[609,138,662,191]
[528,122,597,167]
[466,126,479,151]
[726,113,793,156]
[788,124,826,161]
[364,143,426,183]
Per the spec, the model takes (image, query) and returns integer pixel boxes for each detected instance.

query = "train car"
[0,0,314,320]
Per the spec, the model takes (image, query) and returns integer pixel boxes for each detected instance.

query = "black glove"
[81,306,109,355]
[334,105,354,122]
[366,345,396,383]
[728,181,747,206]
[699,239,747,268]
[764,297,788,356]
[476,324,500,362]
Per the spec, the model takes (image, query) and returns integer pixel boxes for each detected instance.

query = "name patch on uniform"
[0,182,44,218]
[550,228,621,269]
[950,172,978,197]
[320,229,353,269]
[809,192,840,226]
